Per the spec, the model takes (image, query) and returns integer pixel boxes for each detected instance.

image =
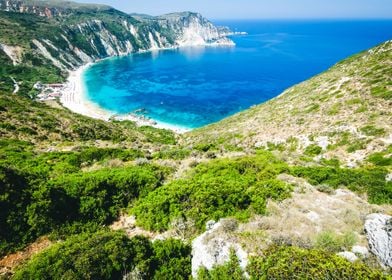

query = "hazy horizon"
[76,0,392,20]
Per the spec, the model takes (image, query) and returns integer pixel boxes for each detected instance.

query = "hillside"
[186,40,392,168]
[0,1,391,279]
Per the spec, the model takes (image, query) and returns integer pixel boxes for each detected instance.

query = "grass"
[315,231,357,252]
[360,125,386,137]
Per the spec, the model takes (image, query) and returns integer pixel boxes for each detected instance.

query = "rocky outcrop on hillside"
[157,12,234,46]
[365,214,392,268]
[191,219,248,278]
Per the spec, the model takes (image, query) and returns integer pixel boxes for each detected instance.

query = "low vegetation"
[133,151,292,232]
[0,162,168,256]
[0,93,176,146]
[197,246,391,280]
[13,231,191,280]
[289,166,392,204]
[247,246,391,280]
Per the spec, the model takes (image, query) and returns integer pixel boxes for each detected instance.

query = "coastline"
[60,62,192,134]
[59,37,240,134]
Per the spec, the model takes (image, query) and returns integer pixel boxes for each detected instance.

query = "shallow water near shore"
[83,20,392,130]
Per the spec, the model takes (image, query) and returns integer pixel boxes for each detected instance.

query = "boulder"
[364,213,392,267]
[337,251,358,262]
[351,245,369,258]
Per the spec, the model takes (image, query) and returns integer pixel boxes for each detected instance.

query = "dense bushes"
[0,93,176,144]
[0,164,167,256]
[13,231,191,280]
[290,166,392,204]
[197,251,245,280]
[133,151,292,231]
[196,246,391,279]
[367,146,392,167]
[247,246,391,280]
[150,239,192,279]
[0,166,33,255]
[0,140,145,178]
[137,125,177,145]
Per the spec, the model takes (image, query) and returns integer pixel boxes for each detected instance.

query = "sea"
[82,20,392,130]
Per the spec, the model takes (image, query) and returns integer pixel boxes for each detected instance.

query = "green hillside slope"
[186,40,391,168]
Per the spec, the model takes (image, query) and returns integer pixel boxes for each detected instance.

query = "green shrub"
[315,231,357,252]
[138,126,176,144]
[153,148,191,160]
[133,152,292,231]
[368,152,392,166]
[13,231,191,280]
[347,139,367,153]
[197,245,389,280]
[197,250,246,280]
[150,239,192,279]
[247,246,391,280]
[305,103,320,113]
[304,144,322,156]
[194,142,217,152]
[371,86,391,100]
[360,125,386,136]
[0,164,167,256]
[289,166,391,204]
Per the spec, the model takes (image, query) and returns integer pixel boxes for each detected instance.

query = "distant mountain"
[0,0,112,17]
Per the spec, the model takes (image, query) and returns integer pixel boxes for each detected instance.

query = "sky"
[77,0,392,19]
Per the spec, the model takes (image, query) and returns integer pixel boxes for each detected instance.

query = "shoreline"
[60,60,192,134]
[59,38,240,134]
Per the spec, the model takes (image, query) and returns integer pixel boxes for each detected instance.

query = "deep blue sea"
[83,20,392,129]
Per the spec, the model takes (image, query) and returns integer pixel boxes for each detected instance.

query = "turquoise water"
[83,20,392,129]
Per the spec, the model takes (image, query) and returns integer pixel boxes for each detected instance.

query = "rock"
[337,251,359,262]
[206,220,216,230]
[306,211,320,223]
[351,245,369,257]
[364,213,392,267]
[191,220,248,278]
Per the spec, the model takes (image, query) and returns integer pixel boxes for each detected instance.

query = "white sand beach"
[60,64,191,134]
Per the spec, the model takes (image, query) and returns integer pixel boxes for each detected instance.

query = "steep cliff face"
[156,12,233,46]
[0,0,233,75]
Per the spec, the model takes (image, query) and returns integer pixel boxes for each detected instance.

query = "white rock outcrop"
[351,245,369,257]
[364,213,392,267]
[337,251,358,262]
[191,220,248,278]
[0,43,22,65]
